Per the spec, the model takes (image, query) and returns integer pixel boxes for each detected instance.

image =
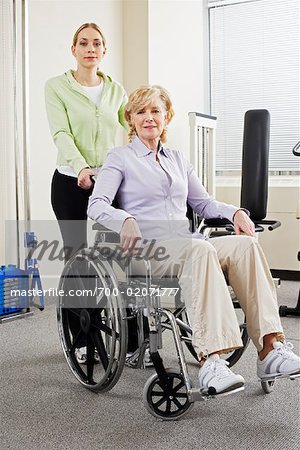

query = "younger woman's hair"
[72,23,106,47]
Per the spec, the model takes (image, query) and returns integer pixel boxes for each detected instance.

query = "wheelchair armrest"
[203,218,233,228]
[200,218,235,235]
[92,223,110,231]
[92,222,120,243]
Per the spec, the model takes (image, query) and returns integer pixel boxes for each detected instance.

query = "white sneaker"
[257,341,300,380]
[125,348,154,367]
[75,347,99,365]
[75,347,87,364]
[143,348,154,368]
[199,354,245,395]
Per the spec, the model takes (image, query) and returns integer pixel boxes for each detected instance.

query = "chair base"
[279,290,300,317]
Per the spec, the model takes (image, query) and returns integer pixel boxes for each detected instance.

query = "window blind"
[209,0,300,172]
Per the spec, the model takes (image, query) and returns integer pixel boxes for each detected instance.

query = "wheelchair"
[56,209,251,421]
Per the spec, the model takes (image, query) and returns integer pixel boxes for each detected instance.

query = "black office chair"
[201,109,281,235]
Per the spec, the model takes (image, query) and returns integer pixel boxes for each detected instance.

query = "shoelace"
[276,342,297,360]
[208,359,232,378]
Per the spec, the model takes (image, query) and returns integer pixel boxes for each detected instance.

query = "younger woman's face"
[72,27,106,69]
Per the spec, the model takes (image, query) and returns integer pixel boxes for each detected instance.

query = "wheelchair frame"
[57,224,250,420]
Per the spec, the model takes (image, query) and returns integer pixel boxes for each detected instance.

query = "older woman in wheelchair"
[57,84,300,419]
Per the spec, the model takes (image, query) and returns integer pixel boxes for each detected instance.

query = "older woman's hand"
[78,168,96,190]
[120,218,142,256]
[233,209,255,237]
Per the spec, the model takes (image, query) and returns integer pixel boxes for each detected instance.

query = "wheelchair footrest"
[260,372,300,382]
[189,385,244,402]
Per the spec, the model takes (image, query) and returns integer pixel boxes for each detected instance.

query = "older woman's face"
[130,95,167,146]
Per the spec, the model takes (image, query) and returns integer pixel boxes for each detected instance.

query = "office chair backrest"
[240,109,270,221]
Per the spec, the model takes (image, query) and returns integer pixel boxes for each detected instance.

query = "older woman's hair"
[125,85,175,143]
[72,23,106,47]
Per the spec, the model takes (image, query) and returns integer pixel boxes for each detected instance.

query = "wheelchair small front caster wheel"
[261,379,276,394]
[143,369,193,420]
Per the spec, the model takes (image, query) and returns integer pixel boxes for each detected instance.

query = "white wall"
[123,0,149,92]
[262,182,299,271]
[148,0,205,155]
[216,180,300,271]
[28,0,124,220]
[122,0,205,156]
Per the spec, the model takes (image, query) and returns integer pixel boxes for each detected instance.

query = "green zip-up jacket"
[45,70,128,176]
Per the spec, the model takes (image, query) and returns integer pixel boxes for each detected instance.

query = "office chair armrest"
[200,218,281,235]
[253,219,281,231]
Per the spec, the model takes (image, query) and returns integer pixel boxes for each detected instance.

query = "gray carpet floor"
[1,281,299,450]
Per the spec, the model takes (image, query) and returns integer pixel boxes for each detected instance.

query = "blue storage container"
[0,265,29,316]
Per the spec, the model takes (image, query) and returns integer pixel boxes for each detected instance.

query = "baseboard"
[271,270,300,282]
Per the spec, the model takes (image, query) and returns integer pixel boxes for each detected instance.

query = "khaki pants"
[144,235,284,358]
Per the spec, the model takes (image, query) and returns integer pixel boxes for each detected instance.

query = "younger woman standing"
[45,23,128,260]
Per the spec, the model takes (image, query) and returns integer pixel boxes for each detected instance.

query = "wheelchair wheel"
[174,307,198,361]
[261,379,276,394]
[143,369,193,421]
[224,305,249,367]
[57,249,128,392]
[175,304,249,367]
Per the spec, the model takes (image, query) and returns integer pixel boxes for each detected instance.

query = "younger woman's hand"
[78,168,96,190]
[120,218,142,256]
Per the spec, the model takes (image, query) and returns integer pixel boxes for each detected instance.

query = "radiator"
[189,112,217,197]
